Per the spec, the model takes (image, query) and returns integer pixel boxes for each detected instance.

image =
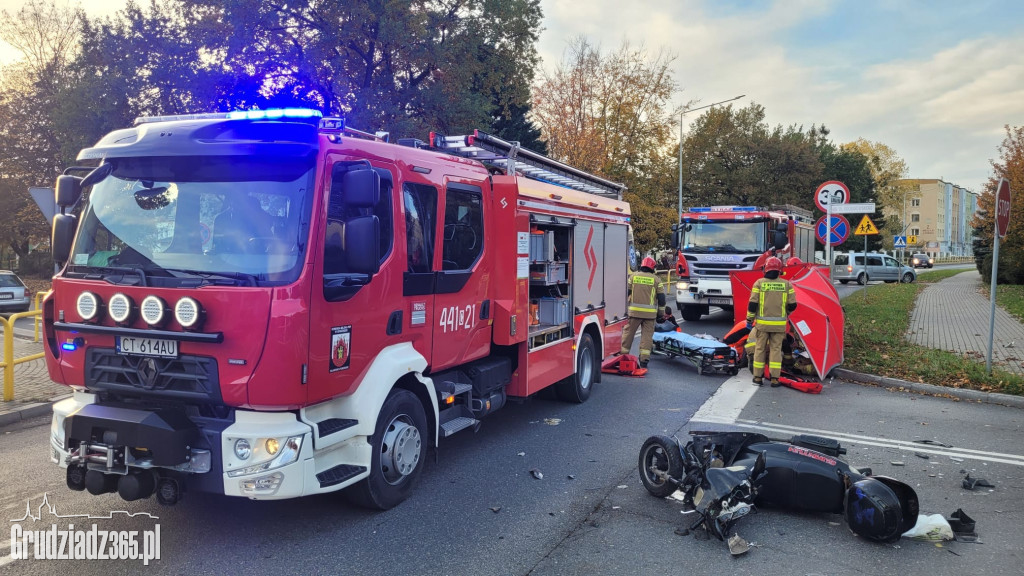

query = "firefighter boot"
[752,376,763,386]
[770,378,781,388]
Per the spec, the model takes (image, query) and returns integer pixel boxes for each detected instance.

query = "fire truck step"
[440,416,479,438]
[317,418,359,438]
[316,464,367,488]
[438,382,473,401]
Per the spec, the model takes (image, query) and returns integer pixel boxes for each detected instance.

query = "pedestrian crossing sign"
[893,235,907,248]
[855,215,879,235]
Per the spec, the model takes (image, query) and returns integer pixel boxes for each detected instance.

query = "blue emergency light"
[226,108,322,120]
[687,206,758,213]
[61,342,76,352]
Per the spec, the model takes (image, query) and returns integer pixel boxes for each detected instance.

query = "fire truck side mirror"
[343,169,380,207]
[772,231,787,250]
[52,213,77,266]
[55,175,81,208]
[670,228,679,249]
[343,215,381,275]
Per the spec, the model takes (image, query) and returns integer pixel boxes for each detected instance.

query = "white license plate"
[708,297,732,305]
[116,336,177,358]
[0,293,12,300]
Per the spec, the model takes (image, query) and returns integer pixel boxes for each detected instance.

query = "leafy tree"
[679,103,825,211]
[973,125,1024,283]
[531,37,680,253]
[0,0,83,264]
[841,138,912,242]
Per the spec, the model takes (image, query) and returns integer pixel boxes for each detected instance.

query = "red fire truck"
[671,205,815,321]
[43,109,632,509]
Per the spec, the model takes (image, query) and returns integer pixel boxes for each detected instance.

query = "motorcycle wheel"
[638,435,685,498]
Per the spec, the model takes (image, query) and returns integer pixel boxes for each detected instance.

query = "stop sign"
[996,177,1012,238]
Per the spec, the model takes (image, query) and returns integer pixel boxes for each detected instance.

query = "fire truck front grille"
[86,348,221,403]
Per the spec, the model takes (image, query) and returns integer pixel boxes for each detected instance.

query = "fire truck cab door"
[430,179,492,371]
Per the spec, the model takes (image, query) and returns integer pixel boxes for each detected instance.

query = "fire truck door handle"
[480,299,490,320]
[387,310,403,335]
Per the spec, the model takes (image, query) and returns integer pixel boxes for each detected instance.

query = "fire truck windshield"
[681,221,765,254]
[67,156,314,286]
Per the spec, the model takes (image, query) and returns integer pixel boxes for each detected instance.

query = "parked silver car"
[832,253,916,285]
[0,270,31,313]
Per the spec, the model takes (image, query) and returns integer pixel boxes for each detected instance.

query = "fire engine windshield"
[681,221,766,254]
[67,156,314,286]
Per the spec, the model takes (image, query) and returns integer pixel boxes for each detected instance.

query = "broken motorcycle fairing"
[638,432,920,544]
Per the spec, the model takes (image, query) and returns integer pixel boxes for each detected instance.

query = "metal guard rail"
[1,291,49,401]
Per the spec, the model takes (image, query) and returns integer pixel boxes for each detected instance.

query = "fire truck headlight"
[50,413,66,450]
[234,438,252,460]
[76,292,101,322]
[676,281,689,291]
[174,297,203,329]
[265,438,279,455]
[227,436,303,477]
[140,295,168,326]
[108,293,133,324]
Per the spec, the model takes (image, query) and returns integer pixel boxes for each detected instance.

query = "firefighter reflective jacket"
[627,271,665,319]
[747,277,796,333]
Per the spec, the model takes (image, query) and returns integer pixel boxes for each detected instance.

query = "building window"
[911,198,921,207]
[911,213,920,222]
[911,228,920,236]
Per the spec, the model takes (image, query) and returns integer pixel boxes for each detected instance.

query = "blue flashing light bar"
[687,206,758,213]
[61,342,76,352]
[135,108,322,125]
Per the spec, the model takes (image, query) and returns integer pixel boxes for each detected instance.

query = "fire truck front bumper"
[49,392,334,503]
[675,277,735,308]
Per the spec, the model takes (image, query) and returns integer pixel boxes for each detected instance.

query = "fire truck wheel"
[680,307,703,322]
[346,389,427,510]
[556,333,596,403]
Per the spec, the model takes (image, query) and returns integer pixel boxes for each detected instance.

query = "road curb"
[833,368,1024,409]
[0,394,71,429]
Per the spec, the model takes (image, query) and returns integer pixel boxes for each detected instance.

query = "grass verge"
[842,271,1024,396]
[994,283,1024,324]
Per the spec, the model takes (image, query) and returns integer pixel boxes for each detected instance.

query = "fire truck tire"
[346,389,427,510]
[556,333,596,403]
[680,307,703,322]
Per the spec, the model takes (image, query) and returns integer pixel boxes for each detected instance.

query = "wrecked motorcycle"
[639,431,920,544]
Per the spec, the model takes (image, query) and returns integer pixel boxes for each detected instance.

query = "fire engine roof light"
[688,206,758,213]
[135,108,322,125]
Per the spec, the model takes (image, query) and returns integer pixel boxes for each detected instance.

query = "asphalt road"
[3,303,1021,575]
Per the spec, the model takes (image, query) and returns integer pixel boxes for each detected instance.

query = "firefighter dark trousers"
[753,330,784,379]
[621,317,655,364]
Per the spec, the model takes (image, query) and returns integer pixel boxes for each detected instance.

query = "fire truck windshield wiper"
[166,268,259,287]
[69,265,149,286]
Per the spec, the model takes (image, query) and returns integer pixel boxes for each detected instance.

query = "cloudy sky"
[2,0,1021,193]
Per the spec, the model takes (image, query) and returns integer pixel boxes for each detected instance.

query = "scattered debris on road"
[890,461,906,466]
[902,514,953,541]
[490,506,501,513]
[961,473,995,490]
[529,468,543,480]
[727,534,750,556]
[544,418,561,426]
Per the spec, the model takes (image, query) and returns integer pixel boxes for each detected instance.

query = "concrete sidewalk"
[0,334,70,426]
[907,269,1024,374]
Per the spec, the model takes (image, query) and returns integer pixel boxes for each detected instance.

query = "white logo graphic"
[500,197,508,209]
[7,494,161,566]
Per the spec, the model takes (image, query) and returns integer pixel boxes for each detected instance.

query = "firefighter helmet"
[641,256,657,271]
[764,257,783,273]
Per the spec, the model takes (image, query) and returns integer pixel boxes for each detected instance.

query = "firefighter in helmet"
[620,256,666,369]
[747,256,797,386]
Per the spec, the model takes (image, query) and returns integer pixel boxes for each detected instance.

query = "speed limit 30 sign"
[815,181,849,212]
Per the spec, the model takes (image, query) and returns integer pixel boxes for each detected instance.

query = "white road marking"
[690,372,757,424]
[690,374,1024,467]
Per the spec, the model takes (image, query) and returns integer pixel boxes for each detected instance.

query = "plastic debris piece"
[913,439,952,448]
[950,456,964,463]
[567,474,576,480]
[517,452,525,457]
[902,514,954,541]
[490,507,501,513]
[947,508,978,542]
[530,468,543,480]
[728,534,750,556]
[544,418,561,426]
[914,453,930,459]
[617,484,628,489]
[948,549,962,556]
[962,474,995,490]
[890,461,905,466]
[612,506,621,510]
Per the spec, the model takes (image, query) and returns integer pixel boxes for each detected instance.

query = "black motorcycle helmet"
[844,476,919,543]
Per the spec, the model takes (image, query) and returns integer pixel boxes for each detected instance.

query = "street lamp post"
[677,95,746,223]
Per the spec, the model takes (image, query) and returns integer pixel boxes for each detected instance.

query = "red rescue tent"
[731,262,844,380]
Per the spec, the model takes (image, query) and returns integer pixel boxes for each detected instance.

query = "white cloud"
[539,0,1023,192]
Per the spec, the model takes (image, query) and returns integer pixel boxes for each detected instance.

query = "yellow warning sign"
[854,214,879,235]
[908,235,918,245]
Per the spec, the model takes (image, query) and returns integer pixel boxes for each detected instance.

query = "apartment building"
[892,179,978,257]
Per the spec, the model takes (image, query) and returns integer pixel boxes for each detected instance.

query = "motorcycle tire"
[638,435,685,498]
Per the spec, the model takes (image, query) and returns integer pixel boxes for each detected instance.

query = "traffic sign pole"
[988,177,1012,375]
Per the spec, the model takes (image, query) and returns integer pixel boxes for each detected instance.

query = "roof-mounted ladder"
[429,130,625,200]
